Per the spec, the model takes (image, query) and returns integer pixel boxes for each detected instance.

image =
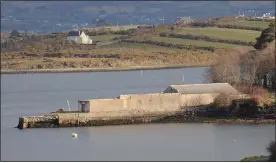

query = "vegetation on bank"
[267,141,276,161]
[204,20,275,117]
[241,141,276,162]
[240,155,269,162]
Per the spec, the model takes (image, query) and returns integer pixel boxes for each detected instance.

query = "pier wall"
[89,99,126,112]
[88,93,219,113]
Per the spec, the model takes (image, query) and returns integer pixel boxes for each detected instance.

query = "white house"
[67,31,92,44]
[174,16,193,25]
[255,13,275,20]
[262,13,275,19]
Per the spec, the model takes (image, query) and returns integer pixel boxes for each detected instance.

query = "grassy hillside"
[1,16,269,72]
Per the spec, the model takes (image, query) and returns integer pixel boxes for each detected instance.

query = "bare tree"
[240,54,260,93]
[204,48,244,85]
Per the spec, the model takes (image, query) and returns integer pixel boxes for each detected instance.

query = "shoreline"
[1,64,210,74]
[17,111,276,129]
[199,118,275,124]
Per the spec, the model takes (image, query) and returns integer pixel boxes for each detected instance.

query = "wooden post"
[78,114,80,127]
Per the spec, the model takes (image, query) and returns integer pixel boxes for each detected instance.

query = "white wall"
[67,32,93,44]
[67,36,82,43]
[80,32,93,44]
[88,93,218,113]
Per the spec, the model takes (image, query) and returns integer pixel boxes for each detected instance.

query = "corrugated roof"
[119,93,164,99]
[164,83,241,95]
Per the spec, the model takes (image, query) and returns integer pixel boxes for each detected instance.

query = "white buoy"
[72,133,78,138]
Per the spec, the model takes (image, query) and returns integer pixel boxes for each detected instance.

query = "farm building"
[67,30,92,44]
[77,83,245,113]
[163,83,241,95]
[174,16,193,25]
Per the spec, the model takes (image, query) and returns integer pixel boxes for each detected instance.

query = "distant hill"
[1,1,275,32]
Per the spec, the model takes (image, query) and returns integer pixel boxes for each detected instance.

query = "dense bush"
[112,29,137,35]
[254,21,275,50]
[186,22,263,31]
[234,85,273,106]
[216,24,263,31]
[112,35,131,41]
[213,93,232,109]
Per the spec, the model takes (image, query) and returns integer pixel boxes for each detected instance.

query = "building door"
[81,103,86,112]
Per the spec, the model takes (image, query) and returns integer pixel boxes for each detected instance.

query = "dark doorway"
[81,103,86,112]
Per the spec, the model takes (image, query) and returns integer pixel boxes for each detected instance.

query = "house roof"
[174,17,193,23]
[180,17,193,21]
[164,83,241,95]
[68,31,83,36]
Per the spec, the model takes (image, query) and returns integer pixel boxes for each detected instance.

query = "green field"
[151,36,245,49]
[177,27,260,42]
[218,20,270,29]
[90,34,123,42]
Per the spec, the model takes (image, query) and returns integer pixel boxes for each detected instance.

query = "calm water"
[1,67,275,161]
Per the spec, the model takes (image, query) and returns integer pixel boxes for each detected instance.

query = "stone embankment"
[17,108,209,129]
[17,114,59,129]
[17,108,275,129]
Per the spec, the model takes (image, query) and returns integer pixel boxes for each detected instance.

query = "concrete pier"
[16,83,273,129]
